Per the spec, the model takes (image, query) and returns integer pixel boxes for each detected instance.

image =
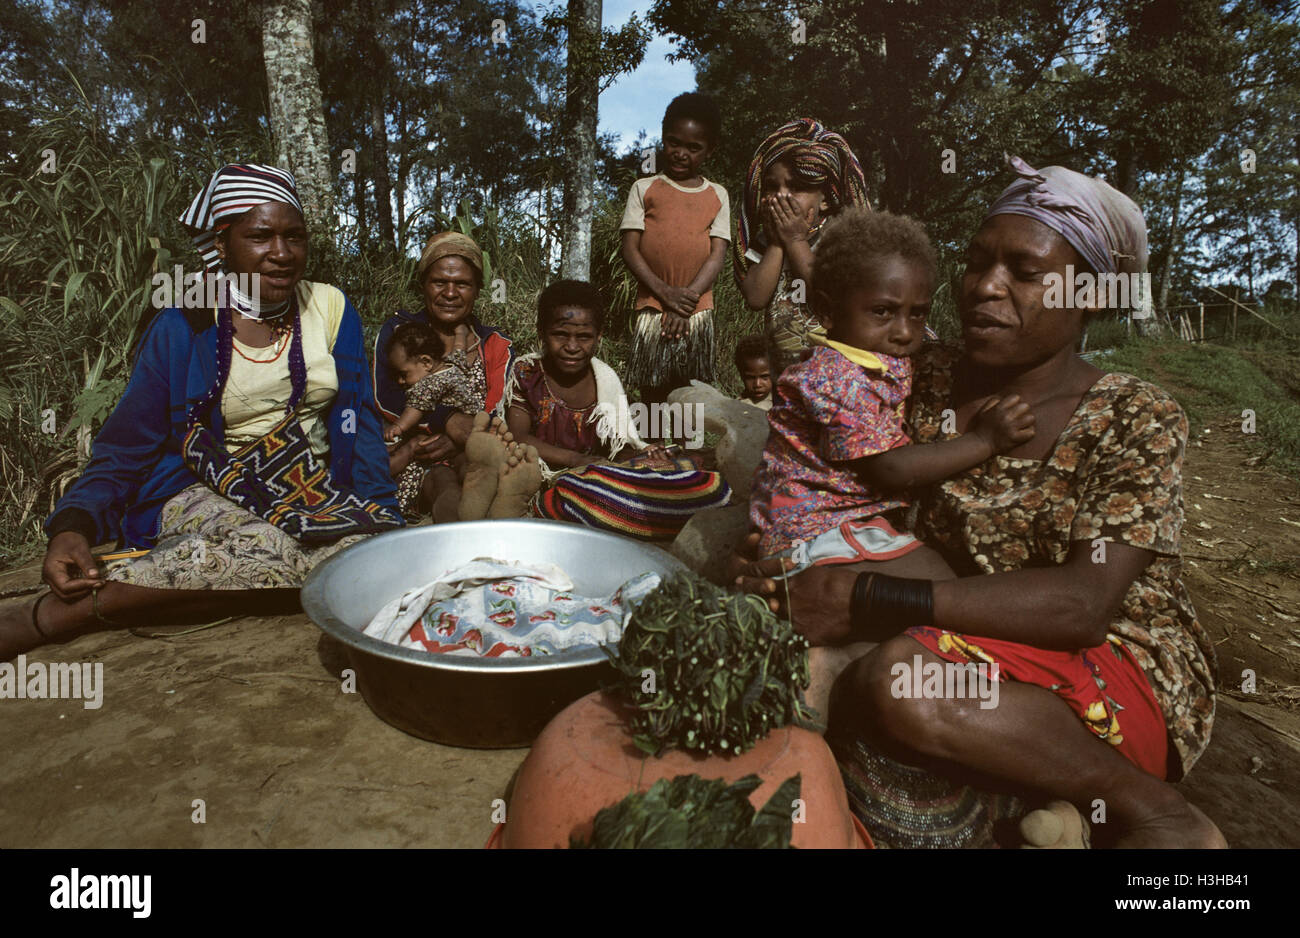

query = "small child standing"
[620,92,731,415]
[735,118,870,378]
[734,334,773,410]
[750,208,1035,576]
[384,321,486,520]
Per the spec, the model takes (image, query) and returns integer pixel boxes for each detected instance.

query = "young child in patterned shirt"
[749,208,1035,573]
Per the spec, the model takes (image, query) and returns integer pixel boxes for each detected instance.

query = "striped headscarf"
[180,163,304,275]
[735,118,869,274]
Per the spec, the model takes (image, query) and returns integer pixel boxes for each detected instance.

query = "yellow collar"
[808,334,888,373]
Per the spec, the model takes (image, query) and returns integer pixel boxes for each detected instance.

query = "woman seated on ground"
[733,156,1224,848]
[1,164,400,661]
[373,232,514,522]
[456,279,732,540]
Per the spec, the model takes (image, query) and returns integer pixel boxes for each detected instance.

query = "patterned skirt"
[625,307,716,390]
[827,730,1025,848]
[104,484,367,590]
[533,462,731,541]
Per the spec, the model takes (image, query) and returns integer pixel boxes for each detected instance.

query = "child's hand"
[766,193,811,247]
[659,285,698,317]
[384,424,403,444]
[970,395,1036,454]
[660,309,690,340]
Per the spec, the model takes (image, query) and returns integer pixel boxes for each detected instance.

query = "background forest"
[1,0,1298,564]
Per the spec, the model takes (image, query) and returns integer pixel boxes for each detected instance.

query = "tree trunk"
[371,89,396,254]
[262,0,333,224]
[560,0,601,280]
[1114,136,1138,198]
[1157,168,1185,315]
[396,94,408,248]
[353,172,368,251]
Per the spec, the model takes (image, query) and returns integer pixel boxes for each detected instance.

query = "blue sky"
[596,1,698,151]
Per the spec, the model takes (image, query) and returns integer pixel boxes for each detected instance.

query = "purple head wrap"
[985,155,1148,277]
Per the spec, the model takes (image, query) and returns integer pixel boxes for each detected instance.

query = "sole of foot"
[489,444,543,519]
[459,412,510,521]
[1020,800,1089,849]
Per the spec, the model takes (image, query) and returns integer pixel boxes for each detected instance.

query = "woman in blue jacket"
[1,164,400,660]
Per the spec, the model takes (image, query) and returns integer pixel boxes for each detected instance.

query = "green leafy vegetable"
[608,573,813,757]
[572,773,801,849]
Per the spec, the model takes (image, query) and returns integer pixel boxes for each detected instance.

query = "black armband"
[850,573,934,641]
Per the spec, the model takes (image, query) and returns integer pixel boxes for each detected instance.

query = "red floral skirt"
[905,626,1169,779]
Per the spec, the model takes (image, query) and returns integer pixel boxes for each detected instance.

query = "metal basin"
[301,520,688,748]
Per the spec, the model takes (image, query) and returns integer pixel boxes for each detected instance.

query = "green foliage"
[572,773,800,849]
[0,91,210,563]
[609,573,813,758]
[1093,339,1300,479]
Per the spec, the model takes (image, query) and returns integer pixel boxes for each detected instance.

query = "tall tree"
[560,0,602,280]
[263,0,333,222]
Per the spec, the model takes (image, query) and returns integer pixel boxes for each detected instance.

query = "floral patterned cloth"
[751,344,913,557]
[104,484,365,590]
[907,343,1216,776]
[361,558,661,658]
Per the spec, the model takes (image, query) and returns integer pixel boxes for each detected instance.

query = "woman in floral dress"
[733,156,1223,849]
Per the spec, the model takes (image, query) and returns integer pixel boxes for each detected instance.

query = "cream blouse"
[219,281,344,456]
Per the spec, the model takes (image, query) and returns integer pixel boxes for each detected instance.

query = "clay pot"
[492,690,871,849]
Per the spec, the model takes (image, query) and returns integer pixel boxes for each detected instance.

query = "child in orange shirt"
[620,92,730,417]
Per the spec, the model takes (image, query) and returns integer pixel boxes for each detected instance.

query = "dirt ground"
[1,420,1297,848]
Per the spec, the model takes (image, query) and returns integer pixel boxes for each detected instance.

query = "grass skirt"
[625,307,716,390]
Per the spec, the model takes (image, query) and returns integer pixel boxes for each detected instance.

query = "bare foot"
[1020,800,1090,849]
[0,595,43,662]
[1115,802,1228,849]
[459,412,510,520]
[489,444,543,519]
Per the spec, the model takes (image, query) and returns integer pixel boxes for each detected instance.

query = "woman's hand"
[390,433,455,477]
[43,531,105,602]
[727,531,855,645]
